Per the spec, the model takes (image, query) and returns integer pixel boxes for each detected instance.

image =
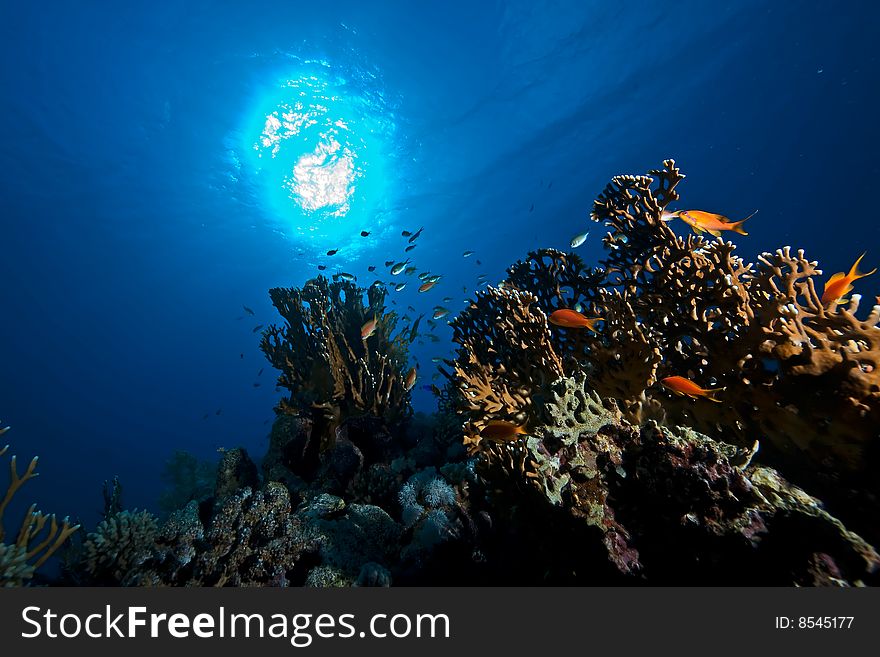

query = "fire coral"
[447,160,880,544]
[261,276,412,452]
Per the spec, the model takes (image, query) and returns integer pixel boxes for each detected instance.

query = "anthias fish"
[361,315,378,340]
[548,309,602,333]
[660,376,723,402]
[432,307,449,319]
[662,209,756,237]
[404,367,418,390]
[480,420,528,442]
[404,266,417,275]
[821,253,876,305]
[419,280,438,293]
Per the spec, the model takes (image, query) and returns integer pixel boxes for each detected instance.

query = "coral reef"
[445,285,564,454]
[61,160,880,587]
[479,160,880,542]
[1,442,79,587]
[446,372,879,584]
[80,510,158,585]
[261,276,412,454]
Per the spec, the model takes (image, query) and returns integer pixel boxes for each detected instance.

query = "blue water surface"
[1,0,878,529]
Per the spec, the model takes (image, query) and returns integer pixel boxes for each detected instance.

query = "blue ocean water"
[1,0,878,532]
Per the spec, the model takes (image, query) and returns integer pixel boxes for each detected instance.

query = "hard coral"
[453,372,879,584]
[446,285,563,454]
[81,510,158,585]
[133,483,307,587]
[444,160,880,563]
[487,160,880,539]
[261,276,412,454]
[0,443,79,586]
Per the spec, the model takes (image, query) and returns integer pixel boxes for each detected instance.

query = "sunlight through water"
[240,56,398,253]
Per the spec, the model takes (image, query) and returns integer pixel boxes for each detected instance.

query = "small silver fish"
[426,274,442,283]
[395,283,407,291]
[404,266,417,275]
[390,260,409,275]
[463,250,474,257]
[570,231,589,248]
[418,272,430,280]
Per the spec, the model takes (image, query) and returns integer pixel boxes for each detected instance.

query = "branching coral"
[80,510,158,585]
[450,160,878,537]
[443,159,880,552]
[0,443,79,586]
[446,286,563,455]
[261,276,412,453]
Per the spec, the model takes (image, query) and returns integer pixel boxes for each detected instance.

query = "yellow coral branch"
[0,454,39,543]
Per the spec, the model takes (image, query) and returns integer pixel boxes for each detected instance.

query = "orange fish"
[419,281,438,293]
[662,209,757,237]
[479,420,528,442]
[404,366,418,391]
[660,376,723,402]
[821,253,876,306]
[361,315,378,340]
[548,309,603,333]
